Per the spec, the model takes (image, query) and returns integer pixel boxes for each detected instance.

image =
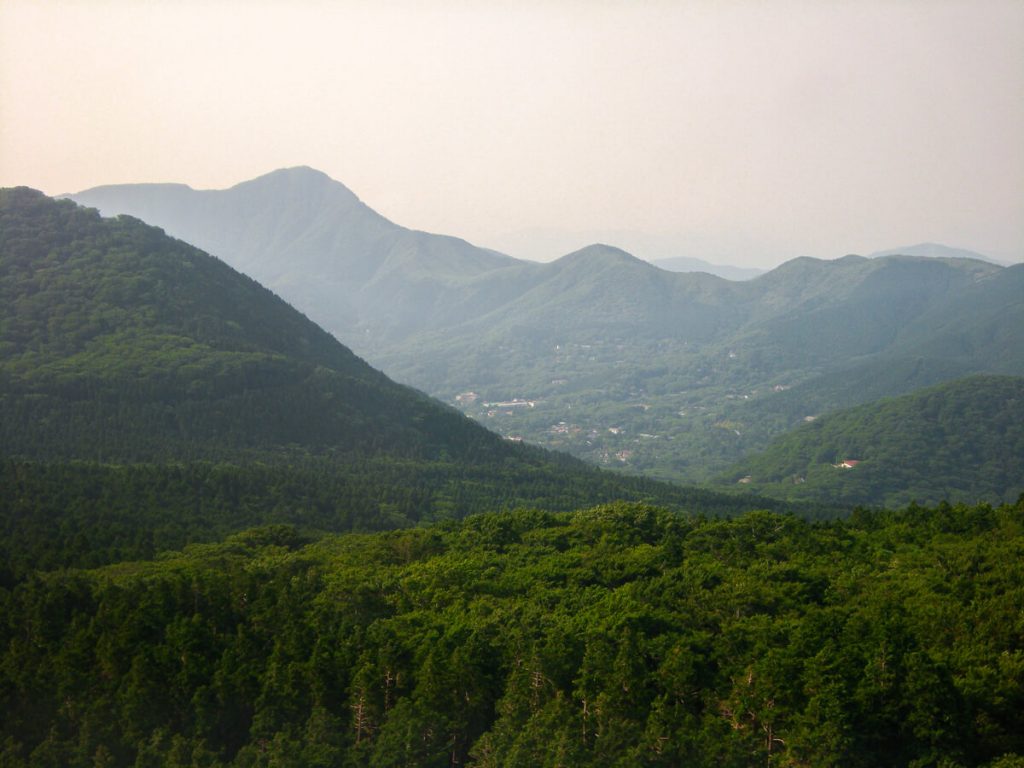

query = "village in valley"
[442,339,824,482]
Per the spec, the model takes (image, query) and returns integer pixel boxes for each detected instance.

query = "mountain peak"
[253,166,332,184]
[557,243,646,267]
[229,166,361,205]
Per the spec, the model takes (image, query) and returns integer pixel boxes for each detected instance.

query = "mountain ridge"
[65,169,1022,484]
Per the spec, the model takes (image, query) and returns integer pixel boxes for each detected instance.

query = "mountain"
[722,255,1005,369]
[722,375,1024,507]
[651,255,764,280]
[69,167,521,349]
[0,185,502,464]
[68,172,1009,374]
[2,188,800,581]
[868,242,1006,265]
[67,171,763,351]
[66,170,1024,486]
[886,263,1024,369]
[413,244,742,345]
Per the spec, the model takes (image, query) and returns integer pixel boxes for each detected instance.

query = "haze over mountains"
[70,168,519,347]
[69,168,1024,493]
[480,225,766,279]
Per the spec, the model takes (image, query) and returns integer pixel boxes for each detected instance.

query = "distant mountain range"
[68,168,1024,484]
[722,375,1024,507]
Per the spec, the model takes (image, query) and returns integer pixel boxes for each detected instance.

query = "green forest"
[2,501,1022,767]
[0,457,795,587]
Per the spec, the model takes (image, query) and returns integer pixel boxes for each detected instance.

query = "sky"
[1,1,1022,268]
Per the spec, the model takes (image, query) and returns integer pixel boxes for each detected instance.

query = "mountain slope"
[889,263,1024,370]
[0,186,504,463]
[730,263,1024,442]
[722,375,1024,506]
[724,255,1001,370]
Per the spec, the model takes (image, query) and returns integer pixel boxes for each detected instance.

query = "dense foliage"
[1,500,1022,767]
[725,375,1024,507]
[0,456,798,587]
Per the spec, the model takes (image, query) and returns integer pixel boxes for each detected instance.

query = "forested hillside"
[0,185,500,463]
[1,189,803,580]
[1,500,1021,767]
[70,170,1024,485]
[724,376,1024,507]
[0,456,783,587]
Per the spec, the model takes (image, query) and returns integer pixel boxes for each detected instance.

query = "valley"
[434,336,780,481]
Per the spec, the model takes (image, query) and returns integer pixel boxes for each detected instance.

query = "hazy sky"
[2,1,1022,267]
